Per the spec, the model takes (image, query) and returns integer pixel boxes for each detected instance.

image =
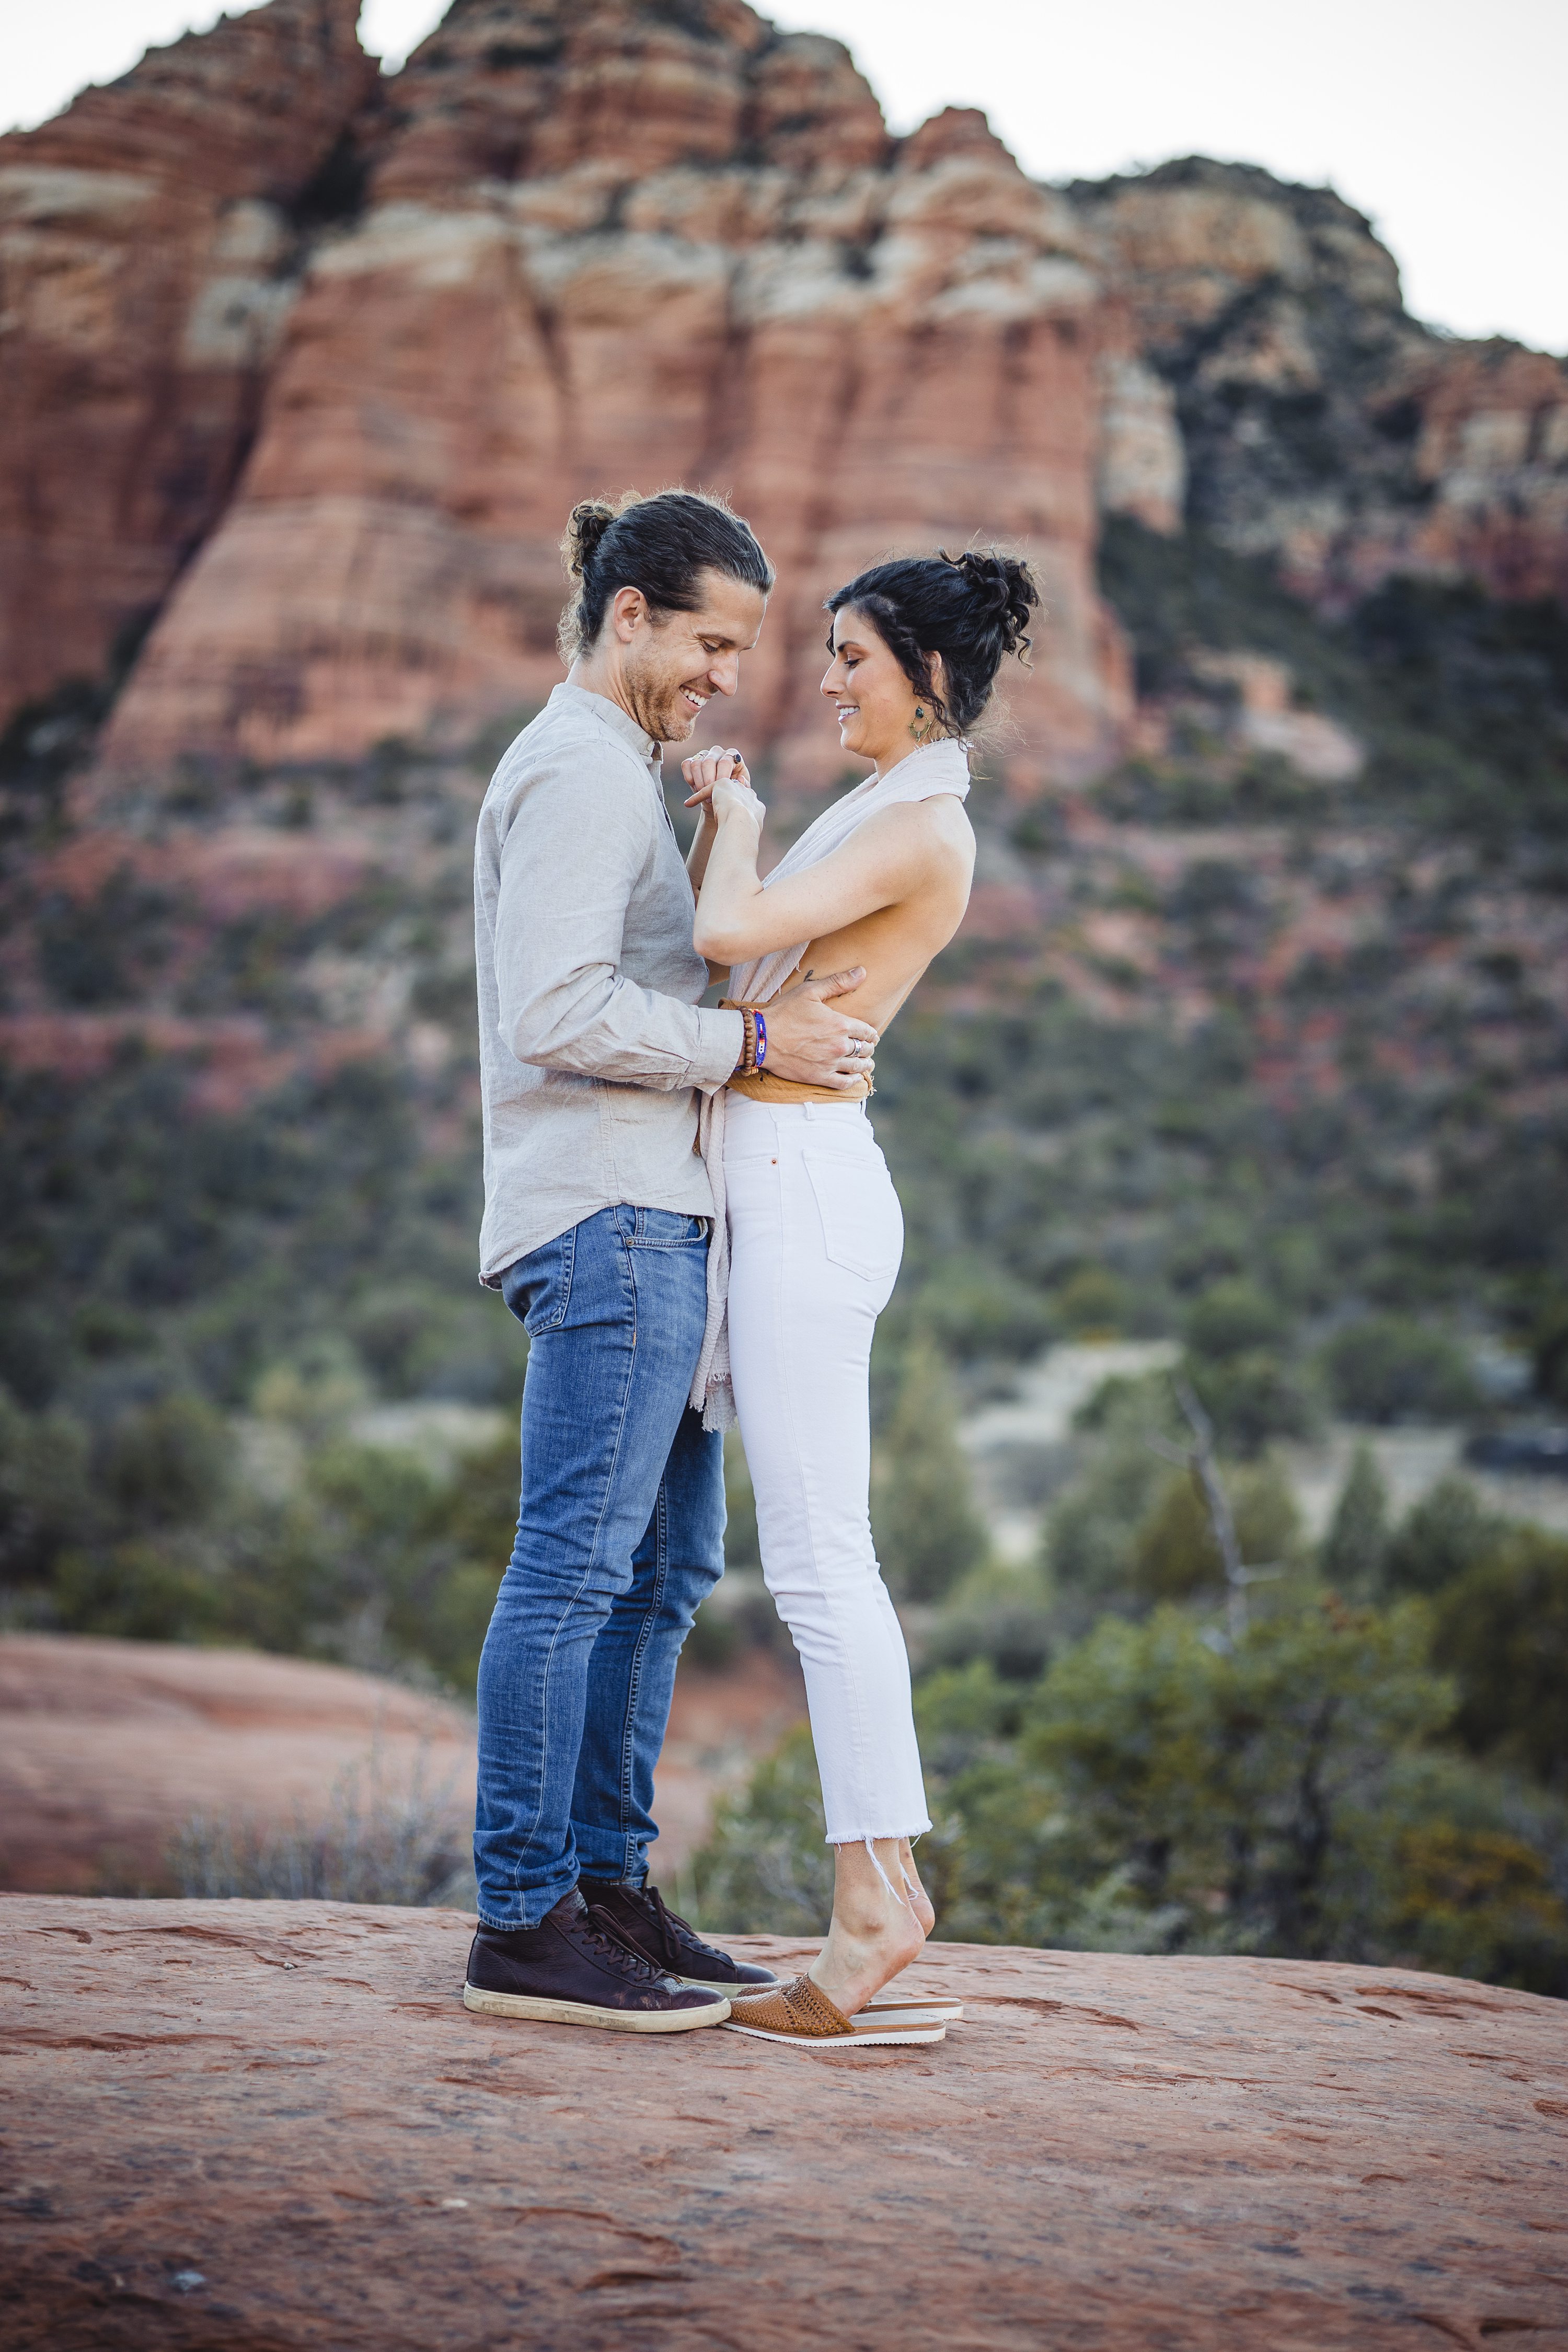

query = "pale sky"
[5,0,1565,354]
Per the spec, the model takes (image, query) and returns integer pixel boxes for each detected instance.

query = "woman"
[681,548,1040,2049]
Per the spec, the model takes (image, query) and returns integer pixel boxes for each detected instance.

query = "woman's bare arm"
[694,788,955,964]
[685,808,721,896]
[680,744,744,900]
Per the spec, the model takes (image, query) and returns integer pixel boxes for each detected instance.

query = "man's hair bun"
[557,488,774,658]
[562,499,619,581]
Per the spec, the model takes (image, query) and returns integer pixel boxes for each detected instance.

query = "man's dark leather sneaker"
[578,1876,780,1993]
[464,1889,730,2032]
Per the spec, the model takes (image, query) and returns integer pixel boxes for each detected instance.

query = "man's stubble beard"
[622,645,702,747]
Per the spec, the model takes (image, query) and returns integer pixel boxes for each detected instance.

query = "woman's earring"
[909,704,932,742]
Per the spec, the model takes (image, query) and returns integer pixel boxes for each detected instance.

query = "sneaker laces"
[573,1901,670,1984]
[628,1884,723,1969]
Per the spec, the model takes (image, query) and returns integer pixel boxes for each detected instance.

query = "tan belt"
[727,1068,871,1105]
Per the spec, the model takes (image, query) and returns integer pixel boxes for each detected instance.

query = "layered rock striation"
[0,0,376,725]
[83,2,1126,791]
[1,0,1564,788]
[1077,157,1568,607]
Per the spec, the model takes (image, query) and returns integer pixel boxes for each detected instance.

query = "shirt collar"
[548,679,662,770]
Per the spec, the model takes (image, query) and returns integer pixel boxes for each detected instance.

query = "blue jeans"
[473,1205,725,1929]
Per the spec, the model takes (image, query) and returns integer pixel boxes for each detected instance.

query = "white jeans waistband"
[725,1096,868,1127]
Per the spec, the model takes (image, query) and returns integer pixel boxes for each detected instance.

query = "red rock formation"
[4,1896,1564,2346]
[84,1,1127,794]
[0,1634,803,1894]
[0,1635,475,1894]
[0,0,377,724]
[1,3,1563,794]
[1079,158,1568,604]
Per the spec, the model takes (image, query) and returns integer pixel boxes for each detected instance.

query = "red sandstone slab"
[0,1636,804,1893]
[2,1898,1563,2349]
[0,1638,476,1896]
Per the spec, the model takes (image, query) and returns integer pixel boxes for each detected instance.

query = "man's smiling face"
[619,569,768,745]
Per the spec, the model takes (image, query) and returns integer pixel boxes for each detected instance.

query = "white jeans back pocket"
[804,1151,904,1290]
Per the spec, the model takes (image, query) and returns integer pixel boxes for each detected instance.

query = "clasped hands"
[681,743,764,833]
[683,742,876,1092]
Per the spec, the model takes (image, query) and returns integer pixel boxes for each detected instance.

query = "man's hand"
[759,966,878,1090]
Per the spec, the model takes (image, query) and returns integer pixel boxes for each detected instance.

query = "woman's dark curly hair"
[559,488,774,659]
[825,548,1041,734]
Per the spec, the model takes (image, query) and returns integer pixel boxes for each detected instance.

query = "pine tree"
[1320,1442,1390,1592]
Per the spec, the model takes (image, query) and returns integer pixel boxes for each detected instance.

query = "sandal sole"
[721,2019,947,2048]
[464,1983,730,2033]
[856,1999,963,2021]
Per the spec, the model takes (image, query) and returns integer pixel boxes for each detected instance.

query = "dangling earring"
[909,704,933,742]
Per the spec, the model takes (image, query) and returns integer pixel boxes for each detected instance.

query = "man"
[464,489,877,2032]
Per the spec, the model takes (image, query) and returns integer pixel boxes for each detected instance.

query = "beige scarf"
[688,737,972,1431]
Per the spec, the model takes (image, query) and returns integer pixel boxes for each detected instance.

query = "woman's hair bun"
[825,545,1044,735]
[562,498,618,580]
[944,549,1040,661]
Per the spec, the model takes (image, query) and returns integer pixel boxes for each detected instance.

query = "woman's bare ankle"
[808,1913,925,2016]
[897,1840,936,1936]
[807,1838,928,2015]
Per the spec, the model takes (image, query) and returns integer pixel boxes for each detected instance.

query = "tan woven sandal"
[723,1973,946,2049]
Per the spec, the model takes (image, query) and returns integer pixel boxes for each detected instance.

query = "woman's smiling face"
[821,606,932,771]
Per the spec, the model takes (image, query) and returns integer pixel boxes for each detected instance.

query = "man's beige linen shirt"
[475,682,744,1283]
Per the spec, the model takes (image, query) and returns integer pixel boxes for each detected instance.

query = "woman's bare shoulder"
[907,792,976,883]
[860,792,976,862]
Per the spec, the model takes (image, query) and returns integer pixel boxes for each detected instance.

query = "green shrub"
[0,1399,97,1589]
[1392,1816,1568,1990]
[105,1395,229,1528]
[1131,1459,1301,1603]
[1019,1597,1451,1956]
[1043,1429,1170,1608]
[1185,1349,1318,1456]
[693,1725,832,1935]
[1322,1315,1481,1424]
[1182,1279,1286,1361]
[1433,1529,1568,1786]
[1383,1476,1501,1595]
[1055,1266,1133,1337]
[871,1339,990,1603]
[52,1540,225,1643]
[695,1592,1568,1990]
[924,1562,1056,1684]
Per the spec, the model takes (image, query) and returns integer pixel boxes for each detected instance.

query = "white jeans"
[723,1095,931,1844]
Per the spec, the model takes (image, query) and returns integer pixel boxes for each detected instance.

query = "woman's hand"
[711,771,764,833]
[682,745,753,820]
[682,747,755,896]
